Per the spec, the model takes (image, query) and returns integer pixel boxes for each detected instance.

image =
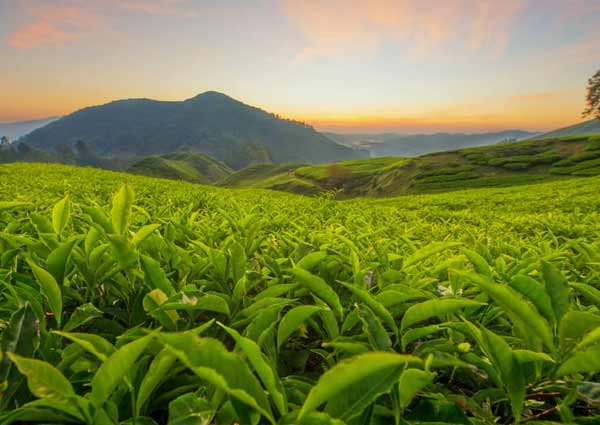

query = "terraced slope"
[221,134,600,197]
[534,118,600,138]
[218,157,407,196]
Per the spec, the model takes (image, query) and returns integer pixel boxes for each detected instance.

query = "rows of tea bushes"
[0,163,599,424]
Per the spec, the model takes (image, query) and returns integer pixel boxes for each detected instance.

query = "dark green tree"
[583,69,600,120]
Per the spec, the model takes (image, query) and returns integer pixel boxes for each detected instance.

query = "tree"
[583,69,600,120]
[0,136,9,146]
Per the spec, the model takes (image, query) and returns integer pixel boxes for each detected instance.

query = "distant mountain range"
[325,130,539,157]
[22,92,360,169]
[0,117,59,141]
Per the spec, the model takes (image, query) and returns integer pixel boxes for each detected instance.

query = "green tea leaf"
[159,333,275,424]
[298,352,421,421]
[27,260,62,326]
[556,345,600,376]
[401,298,484,330]
[52,331,115,362]
[141,255,175,296]
[541,261,570,324]
[8,353,75,403]
[63,303,103,332]
[52,195,70,236]
[340,281,397,334]
[455,270,554,352]
[398,368,436,409]
[111,184,134,235]
[278,305,322,349]
[90,334,154,407]
[132,224,161,247]
[136,348,176,416]
[220,323,288,416]
[292,268,343,321]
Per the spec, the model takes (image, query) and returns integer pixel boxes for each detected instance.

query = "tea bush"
[0,163,599,424]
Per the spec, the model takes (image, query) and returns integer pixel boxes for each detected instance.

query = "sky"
[1,0,599,134]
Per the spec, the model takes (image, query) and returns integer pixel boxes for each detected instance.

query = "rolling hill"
[219,134,600,197]
[534,118,600,138]
[22,91,360,169]
[128,151,232,183]
[0,117,59,141]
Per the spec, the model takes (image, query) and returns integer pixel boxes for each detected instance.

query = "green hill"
[535,118,600,139]
[128,151,232,183]
[22,91,360,169]
[220,134,600,197]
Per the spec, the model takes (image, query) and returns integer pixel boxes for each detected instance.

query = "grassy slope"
[534,118,600,138]
[2,164,600,424]
[220,134,600,197]
[128,151,232,184]
[218,157,407,196]
[3,161,599,217]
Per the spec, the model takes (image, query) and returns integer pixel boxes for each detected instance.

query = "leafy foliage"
[0,162,600,424]
[583,69,600,120]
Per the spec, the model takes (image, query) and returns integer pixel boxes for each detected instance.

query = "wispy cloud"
[281,0,525,62]
[118,0,199,17]
[6,0,198,49]
[7,2,104,49]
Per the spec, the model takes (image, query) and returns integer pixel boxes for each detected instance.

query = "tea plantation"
[0,162,599,424]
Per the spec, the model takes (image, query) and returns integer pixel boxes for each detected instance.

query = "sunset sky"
[1,0,599,133]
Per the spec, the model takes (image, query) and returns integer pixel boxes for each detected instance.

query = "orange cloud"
[281,0,524,62]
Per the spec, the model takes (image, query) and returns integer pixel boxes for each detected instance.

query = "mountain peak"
[22,91,359,169]
[184,91,235,103]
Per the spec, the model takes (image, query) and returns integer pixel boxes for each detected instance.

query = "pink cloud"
[469,0,524,56]
[6,0,198,49]
[281,0,525,62]
[7,2,104,49]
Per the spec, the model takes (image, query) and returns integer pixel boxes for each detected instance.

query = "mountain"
[0,117,59,141]
[325,130,538,157]
[534,119,600,139]
[22,91,360,169]
[220,134,600,197]
[128,151,232,184]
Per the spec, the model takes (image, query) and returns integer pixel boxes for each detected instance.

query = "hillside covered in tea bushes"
[0,162,599,424]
